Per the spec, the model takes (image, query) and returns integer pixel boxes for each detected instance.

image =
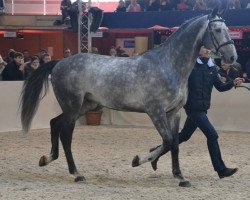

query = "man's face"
[43,55,51,63]
[64,50,71,58]
[199,47,210,58]
[14,56,24,66]
[221,62,231,71]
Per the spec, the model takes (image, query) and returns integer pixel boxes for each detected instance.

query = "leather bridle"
[207,18,234,54]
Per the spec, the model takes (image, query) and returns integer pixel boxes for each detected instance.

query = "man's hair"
[14,52,24,58]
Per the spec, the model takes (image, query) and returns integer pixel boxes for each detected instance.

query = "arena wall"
[0,81,249,133]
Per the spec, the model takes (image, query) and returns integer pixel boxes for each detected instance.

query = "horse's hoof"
[74,176,86,182]
[179,180,191,187]
[39,156,48,167]
[151,158,159,171]
[132,155,140,167]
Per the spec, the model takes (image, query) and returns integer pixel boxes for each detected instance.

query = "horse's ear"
[210,6,219,19]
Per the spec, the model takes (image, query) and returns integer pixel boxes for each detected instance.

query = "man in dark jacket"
[2,52,24,81]
[152,47,243,178]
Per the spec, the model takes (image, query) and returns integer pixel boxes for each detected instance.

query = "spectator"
[115,0,127,12]
[147,0,160,11]
[245,57,250,79]
[4,49,15,63]
[64,48,72,58]
[38,49,48,60]
[0,54,7,80]
[233,62,243,78]
[91,47,99,54]
[24,56,40,79]
[22,49,31,62]
[127,0,142,12]
[218,62,240,82]
[229,0,241,9]
[160,0,174,11]
[177,0,190,10]
[109,47,117,57]
[193,0,206,10]
[67,0,87,32]
[1,52,24,81]
[40,53,51,65]
[205,0,220,10]
[60,0,71,24]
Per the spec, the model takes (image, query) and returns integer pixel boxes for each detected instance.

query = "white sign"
[4,32,16,38]
[229,31,243,39]
[91,32,103,38]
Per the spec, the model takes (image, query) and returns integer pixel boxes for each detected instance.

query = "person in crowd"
[63,48,72,58]
[177,0,190,10]
[127,0,142,12]
[229,0,241,9]
[38,49,48,60]
[22,49,30,62]
[205,0,220,10]
[115,0,127,12]
[152,46,243,178]
[68,0,87,32]
[24,56,40,79]
[1,52,24,81]
[60,0,71,24]
[245,57,250,79]
[147,0,160,11]
[109,47,117,57]
[91,47,99,54]
[4,49,15,63]
[0,54,7,80]
[218,62,240,82]
[232,62,243,78]
[193,0,206,10]
[160,0,174,11]
[40,53,51,65]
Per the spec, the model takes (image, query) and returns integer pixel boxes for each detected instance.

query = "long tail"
[20,60,59,133]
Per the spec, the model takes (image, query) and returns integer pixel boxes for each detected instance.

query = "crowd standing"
[115,0,250,12]
[0,48,55,81]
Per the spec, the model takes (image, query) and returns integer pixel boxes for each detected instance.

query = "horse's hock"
[85,111,103,125]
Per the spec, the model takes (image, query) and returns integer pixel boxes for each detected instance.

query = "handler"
[153,46,243,178]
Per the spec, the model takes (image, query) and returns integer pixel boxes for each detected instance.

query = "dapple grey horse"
[20,8,237,187]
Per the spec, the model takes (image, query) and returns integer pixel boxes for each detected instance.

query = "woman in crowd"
[24,56,40,79]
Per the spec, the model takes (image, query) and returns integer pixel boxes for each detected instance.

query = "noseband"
[207,18,234,54]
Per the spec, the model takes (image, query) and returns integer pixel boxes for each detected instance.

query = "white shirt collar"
[197,57,215,68]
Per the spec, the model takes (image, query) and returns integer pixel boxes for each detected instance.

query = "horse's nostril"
[230,56,235,62]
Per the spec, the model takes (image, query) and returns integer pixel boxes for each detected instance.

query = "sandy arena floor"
[0,125,249,200]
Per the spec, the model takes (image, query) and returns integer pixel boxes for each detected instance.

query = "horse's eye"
[215,29,221,33]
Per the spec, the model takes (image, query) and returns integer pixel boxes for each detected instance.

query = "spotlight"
[17,32,24,39]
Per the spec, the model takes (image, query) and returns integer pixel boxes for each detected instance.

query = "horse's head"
[202,7,237,64]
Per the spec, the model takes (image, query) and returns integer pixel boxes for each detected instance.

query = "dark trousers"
[179,110,226,172]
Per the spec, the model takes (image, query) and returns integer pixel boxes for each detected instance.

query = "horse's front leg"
[170,113,191,187]
[132,106,172,167]
[39,114,62,167]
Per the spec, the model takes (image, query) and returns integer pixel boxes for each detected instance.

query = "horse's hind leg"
[59,116,85,182]
[39,114,63,167]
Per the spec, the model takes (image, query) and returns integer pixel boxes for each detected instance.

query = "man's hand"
[234,78,244,86]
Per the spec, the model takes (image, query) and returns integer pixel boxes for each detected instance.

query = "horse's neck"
[160,16,209,81]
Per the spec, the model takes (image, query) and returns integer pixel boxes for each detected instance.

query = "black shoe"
[218,167,238,179]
